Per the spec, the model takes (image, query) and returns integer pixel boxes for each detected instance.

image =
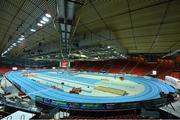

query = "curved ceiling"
[0,0,179,59]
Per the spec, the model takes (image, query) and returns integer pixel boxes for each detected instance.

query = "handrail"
[129,62,139,74]
[120,61,129,73]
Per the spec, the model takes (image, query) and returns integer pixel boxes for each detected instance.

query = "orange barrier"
[69,87,82,94]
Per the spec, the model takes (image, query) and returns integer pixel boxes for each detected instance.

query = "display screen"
[69,103,80,109]
[60,59,69,68]
[12,67,18,70]
[152,70,157,75]
[81,103,104,109]
[35,96,139,110]
[106,104,116,109]
[51,100,68,107]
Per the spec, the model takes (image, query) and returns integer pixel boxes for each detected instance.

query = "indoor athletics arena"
[0,0,180,119]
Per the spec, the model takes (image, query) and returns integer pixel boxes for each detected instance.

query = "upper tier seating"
[170,72,180,79]
[121,61,137,73]
[109,60,128,73]
[131,63,157,76]
[0,67,11,74]
[157,65,175,80]
[100,61,112,73]
[91,61,105,72]
[73,59,178,80]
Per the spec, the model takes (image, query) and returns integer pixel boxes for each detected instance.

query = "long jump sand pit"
[96,86,127,96]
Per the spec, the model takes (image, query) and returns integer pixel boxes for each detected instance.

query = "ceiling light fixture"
[67,24,71,32]
[107,46,111,49]
[19,37,25,41]
[7,48,11,51]
[37,23,43,27]
[17,40,21,43]
[40,20,46,24]
[60,24,65,31]
[21,35,25,38]
[66,33,70,39]
[30,28,36,32]
[45,13,51,18]
[42,16,49,22]
[62,32,65,38]
[13,43,17,46]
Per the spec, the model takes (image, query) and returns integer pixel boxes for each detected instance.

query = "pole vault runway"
[5,69,176,111]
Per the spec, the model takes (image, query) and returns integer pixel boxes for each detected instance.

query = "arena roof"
[0,0,179,60]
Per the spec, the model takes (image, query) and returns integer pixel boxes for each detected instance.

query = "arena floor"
[5,69,175,105]
[28,71,144,97]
